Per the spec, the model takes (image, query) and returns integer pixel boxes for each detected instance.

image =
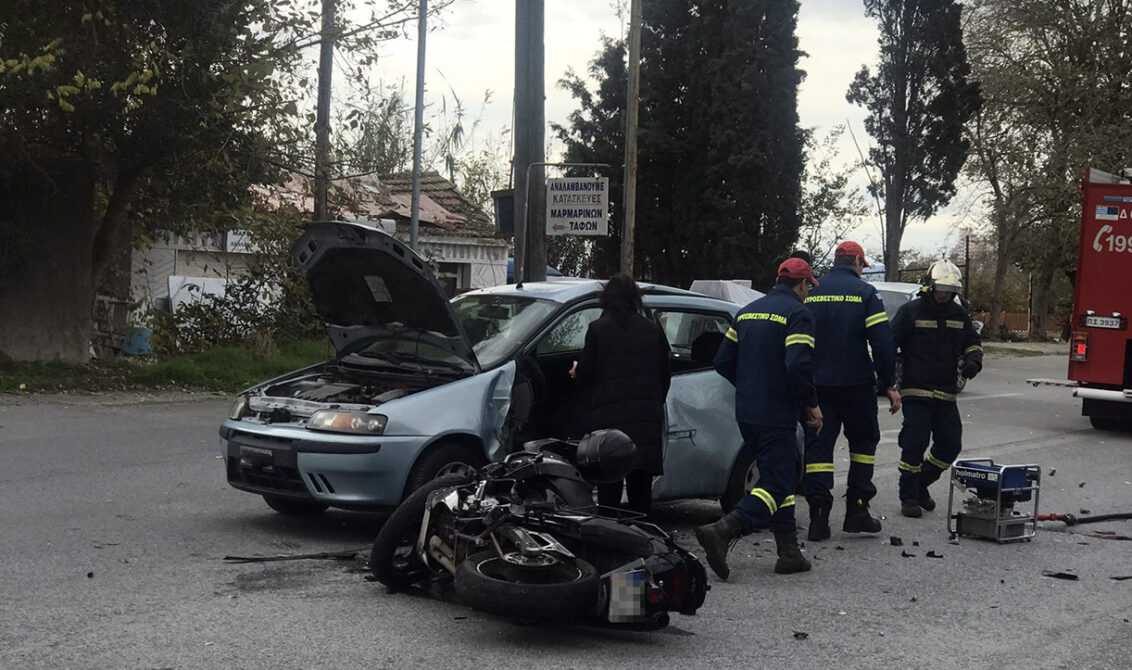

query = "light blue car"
[221,222,760,515]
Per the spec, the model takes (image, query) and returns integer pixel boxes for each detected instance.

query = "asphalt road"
[2,354,1130,670]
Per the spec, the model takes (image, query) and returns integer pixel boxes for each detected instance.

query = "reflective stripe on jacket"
[714,284,818,428]
[892,296,983,397]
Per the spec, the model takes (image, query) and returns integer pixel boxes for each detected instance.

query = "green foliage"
[0,339,329,393]
[847,0,981,273]
[153,206,322,354]
[554,2,807,288]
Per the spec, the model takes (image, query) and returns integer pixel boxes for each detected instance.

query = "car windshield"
[452,294,559,368]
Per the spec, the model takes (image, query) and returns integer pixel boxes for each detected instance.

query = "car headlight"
[307,410,387,435]
[229,396,250,420]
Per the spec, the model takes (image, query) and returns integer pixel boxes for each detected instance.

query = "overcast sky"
[360,0,972,257]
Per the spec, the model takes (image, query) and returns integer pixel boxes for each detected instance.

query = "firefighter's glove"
[962,360,981,380]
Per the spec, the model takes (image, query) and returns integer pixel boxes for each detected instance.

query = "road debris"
[926,551,943,559]
[223,548,365,564]
[793,631,809,640]
[889,536,904,547]
[1109,576,1132,581]
[910,596,917,602]
[912,541,920,547]
[1079,482,1087,488]
[900,550,916,558]
[1080,509,1092,514]
[1048,468,1056,477]
[86,571,93,579]
[1041,570,1079,581]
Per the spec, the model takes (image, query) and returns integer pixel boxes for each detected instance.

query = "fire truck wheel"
[1090,417,1129,432]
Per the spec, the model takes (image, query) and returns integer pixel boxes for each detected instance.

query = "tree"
[552,38,628,278]
[847,0,981,280]
[798,126,871,271]
[554,3,806,288]
[0,0,451,362]
[964,0,1132,338]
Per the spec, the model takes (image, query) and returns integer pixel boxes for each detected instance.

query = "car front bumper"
[219,420,426,509]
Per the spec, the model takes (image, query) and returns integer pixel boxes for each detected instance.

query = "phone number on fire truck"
[1093,225,1132,254]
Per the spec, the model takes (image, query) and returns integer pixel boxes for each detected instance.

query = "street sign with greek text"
[546,177,609,236]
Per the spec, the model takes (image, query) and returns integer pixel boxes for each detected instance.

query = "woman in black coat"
[571,275,672,515]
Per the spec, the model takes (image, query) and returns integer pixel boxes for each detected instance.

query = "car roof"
[869,281,922,294]
[462,278,735,310]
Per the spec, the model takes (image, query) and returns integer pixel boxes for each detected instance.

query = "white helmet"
[927,260,963,293]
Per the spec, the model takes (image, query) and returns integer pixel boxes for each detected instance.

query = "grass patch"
[0,339,332,394]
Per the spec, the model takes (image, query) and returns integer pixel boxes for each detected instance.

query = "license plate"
[1085,315,1122,329]
[607,569,647,622]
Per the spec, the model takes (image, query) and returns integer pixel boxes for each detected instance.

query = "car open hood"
[293,221,480,370]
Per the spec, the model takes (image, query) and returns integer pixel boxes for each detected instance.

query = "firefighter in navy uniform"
[802,242,900,541]
[694,258,823,580]
[892,260,984,517]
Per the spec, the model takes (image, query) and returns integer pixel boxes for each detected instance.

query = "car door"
[646,299,743,501]
[528,302,602,438]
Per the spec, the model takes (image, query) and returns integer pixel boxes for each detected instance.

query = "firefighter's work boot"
[773,530,812,574]
[918,484,937,512]
[843,499,883,533]
[694,512,746,581]
[901,500,923,518]
[807,500,832,542]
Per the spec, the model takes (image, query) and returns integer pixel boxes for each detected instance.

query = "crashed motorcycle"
[369,430,709,629]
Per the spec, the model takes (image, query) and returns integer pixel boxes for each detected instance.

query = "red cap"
[835,241,870,266]
[778,258,819,286]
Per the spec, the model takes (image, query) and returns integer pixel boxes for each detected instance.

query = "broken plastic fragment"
[926,551,943,559]
[1041,570,1079,581]
[793,631,809,640]
[889,536,903,547]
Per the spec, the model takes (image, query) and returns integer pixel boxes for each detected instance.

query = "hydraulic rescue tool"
[947,459,1041,543]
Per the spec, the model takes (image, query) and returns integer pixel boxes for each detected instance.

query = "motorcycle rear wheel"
[371,474,468,590]
[455,551,599,621]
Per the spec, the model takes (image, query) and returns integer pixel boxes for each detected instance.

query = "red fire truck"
[1068,168,1132,430]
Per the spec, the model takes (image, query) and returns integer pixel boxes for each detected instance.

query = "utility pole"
[620,0,642,276]
[408,0,428,249]
[513,0,546,283]
[312,0,336,222]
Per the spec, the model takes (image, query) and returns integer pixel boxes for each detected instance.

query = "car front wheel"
[404,441,487,498]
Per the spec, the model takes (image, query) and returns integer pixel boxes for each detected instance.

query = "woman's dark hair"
[601,274,643,323]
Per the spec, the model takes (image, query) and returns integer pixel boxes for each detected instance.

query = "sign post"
[546,177,610,237]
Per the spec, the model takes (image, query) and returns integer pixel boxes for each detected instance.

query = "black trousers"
[734,423,799,533]
[598,469,653,514]
[897,397,962,501]
[802,384,880,505]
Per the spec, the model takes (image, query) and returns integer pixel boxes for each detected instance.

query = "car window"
[656,310,732,373]
[878,290,914,320]
[536,307,602,355]
[452,295,559,368]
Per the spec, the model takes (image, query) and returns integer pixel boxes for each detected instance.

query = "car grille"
[226,430,309,496]
[227,458,307,494]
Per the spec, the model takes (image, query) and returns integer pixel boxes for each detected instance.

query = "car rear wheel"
[263,495,329,516]
[404,441,486,497]
[721,446,758,513]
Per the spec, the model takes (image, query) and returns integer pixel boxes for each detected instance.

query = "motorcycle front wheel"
[371,474,468,590]
[455,551,599,621]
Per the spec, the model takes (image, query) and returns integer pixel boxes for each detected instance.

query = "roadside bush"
[155,205,323,355]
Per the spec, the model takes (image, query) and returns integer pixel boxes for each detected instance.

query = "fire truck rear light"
[1071,333,1089,362]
